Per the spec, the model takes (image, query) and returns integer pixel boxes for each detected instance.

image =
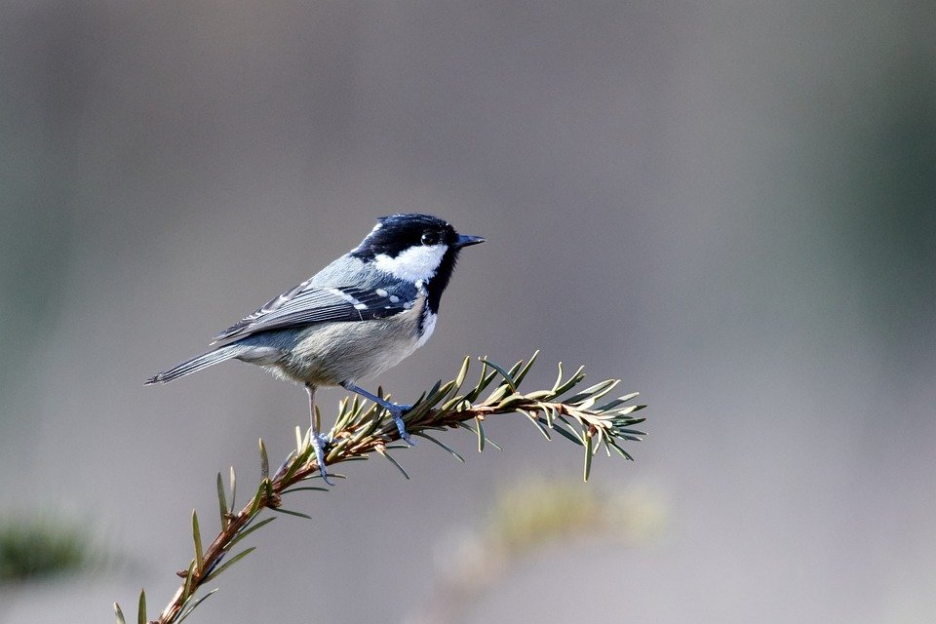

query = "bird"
[146,213,484,484]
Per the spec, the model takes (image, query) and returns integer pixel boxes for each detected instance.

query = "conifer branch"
[114,353,647,624]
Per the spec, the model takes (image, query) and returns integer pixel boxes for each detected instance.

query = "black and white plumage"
[146,213,484,483]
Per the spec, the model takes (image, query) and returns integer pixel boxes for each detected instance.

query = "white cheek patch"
[374,244,447,282]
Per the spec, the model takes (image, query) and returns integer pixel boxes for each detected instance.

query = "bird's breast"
[275,287,432,386]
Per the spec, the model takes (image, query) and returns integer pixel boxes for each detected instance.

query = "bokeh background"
[1,1,934,622]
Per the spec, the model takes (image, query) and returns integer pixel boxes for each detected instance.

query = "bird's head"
[352,213,484,310]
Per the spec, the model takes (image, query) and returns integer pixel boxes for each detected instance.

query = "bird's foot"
[387,404,415,446]
[340,381,416,446]
[310,432,335,486]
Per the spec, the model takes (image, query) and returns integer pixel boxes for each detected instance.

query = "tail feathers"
[145,344,250,385]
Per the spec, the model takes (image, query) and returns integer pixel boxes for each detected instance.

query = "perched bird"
[146,213,484,483]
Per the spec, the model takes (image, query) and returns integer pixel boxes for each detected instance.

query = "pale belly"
[240,304,435,388]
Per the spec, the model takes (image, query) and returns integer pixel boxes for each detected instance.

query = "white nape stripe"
[373,244,447,283]
[415,311,437,349]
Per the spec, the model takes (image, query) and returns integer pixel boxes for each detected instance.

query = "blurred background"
[1,1,934,622]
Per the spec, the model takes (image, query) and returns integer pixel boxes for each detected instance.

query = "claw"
[387,405,416,446]
[341,382,417,446]
[304,384,334,486]
[310,432,335,487]
[388,405,416,446]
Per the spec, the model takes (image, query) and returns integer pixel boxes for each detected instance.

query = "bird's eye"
[421,232,439,245]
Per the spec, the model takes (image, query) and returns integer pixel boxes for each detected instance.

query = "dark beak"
[456,234,485,248]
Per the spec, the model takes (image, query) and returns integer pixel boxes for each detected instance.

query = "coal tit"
[146,214,484,483]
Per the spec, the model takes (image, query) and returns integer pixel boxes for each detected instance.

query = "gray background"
[1,1,934,622]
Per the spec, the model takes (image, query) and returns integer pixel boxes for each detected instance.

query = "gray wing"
[212,277,418,344]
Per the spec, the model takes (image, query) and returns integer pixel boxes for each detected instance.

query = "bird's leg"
[340,381,415,446]
[305,384,334,486]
